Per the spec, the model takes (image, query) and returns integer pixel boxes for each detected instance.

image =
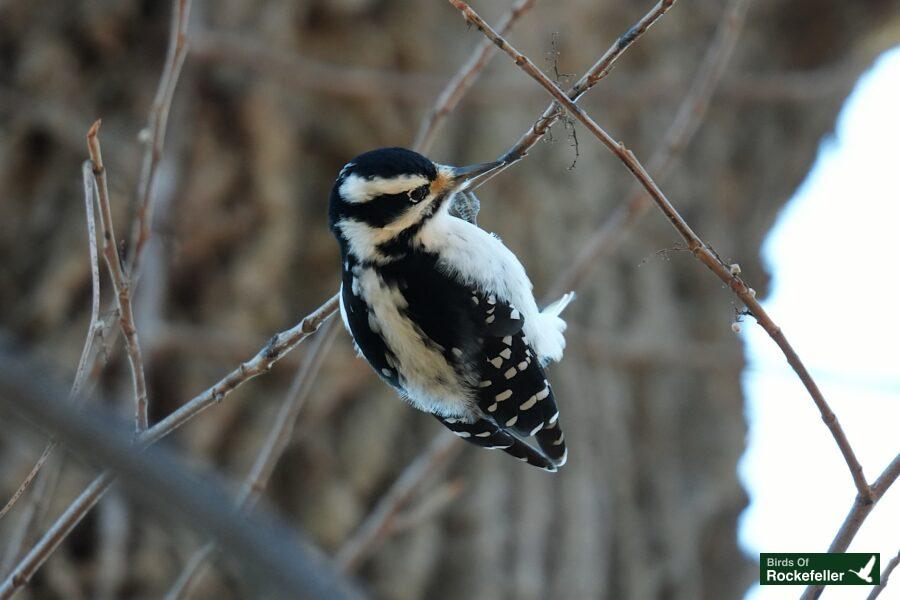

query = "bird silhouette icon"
[848,555,877,583]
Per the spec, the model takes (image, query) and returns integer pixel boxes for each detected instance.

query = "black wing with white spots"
[468,291,567,468]
[435,414,558,471]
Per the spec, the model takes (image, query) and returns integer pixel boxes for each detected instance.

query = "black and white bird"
[329,147,574,471]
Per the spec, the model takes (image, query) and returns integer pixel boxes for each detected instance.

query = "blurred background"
[0,0,898,598]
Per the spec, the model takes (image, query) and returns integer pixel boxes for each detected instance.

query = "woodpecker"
[329,147,574,471]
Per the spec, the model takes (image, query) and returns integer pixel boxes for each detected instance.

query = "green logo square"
[760,553,880,585]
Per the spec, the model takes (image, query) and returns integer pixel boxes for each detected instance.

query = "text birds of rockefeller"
[329,148,574,471]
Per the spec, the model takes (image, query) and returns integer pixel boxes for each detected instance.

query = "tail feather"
[542,291,576,317]
[437,415,558,472]
[535,417,567,467]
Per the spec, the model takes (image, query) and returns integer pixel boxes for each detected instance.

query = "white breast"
[353,266,474,418]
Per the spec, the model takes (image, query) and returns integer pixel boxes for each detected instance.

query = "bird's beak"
[447,160,506,191]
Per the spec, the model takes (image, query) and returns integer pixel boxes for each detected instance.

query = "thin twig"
[0,163,104,523]
[413,0,538,153]
[0,296,338,596]
[141,293,338,447]
[127,0,193,277]
[73,161,104,399]
[334,433,462,574]
[472,0,678,190]
[801,453,900,600]
[0,445,55,524]
[449,0,873,501]
[867,549,900,600]
[165,320,340,600]
[87,121,150,433]
[547,0,751,299]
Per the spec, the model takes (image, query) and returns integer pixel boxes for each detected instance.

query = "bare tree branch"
[0,162,105,523]
[413,0,538,153]
[165,320,340,599]
[472,0,678,189]
[87,121,150,433]
[127,0,193,277]
[547,0,752,299]
[801,453,900,599]
[448,0,873,502]
[0,296,338,594]
[142,294,339,446]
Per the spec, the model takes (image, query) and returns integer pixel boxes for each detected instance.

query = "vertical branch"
[0,161,104,522]
[73,161,104,398]
[87,121,150,433]
[413,0,537,153]
[127,0,193,277]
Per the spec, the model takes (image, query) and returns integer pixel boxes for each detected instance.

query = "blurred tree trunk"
[0,1,897,599]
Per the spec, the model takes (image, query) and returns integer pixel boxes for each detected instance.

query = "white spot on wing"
[495,389,512,401]
[519,395,537,410]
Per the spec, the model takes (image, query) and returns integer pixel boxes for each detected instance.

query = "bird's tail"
[531,291,576,365]
[437,415,559,472]
[534,415,567,468]
[542,291,576,317]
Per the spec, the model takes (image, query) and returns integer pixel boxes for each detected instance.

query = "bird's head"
[328,147,503,261]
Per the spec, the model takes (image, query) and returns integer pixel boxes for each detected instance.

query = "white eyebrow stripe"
[339,173,430,203]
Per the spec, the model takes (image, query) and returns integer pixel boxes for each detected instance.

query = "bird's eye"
[408,184,429,203]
